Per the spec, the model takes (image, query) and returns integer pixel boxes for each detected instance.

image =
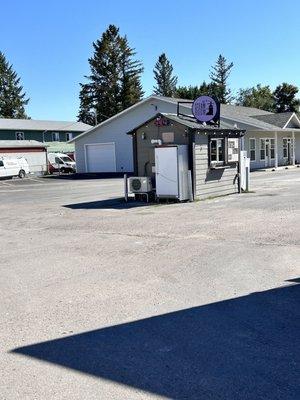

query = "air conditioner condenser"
[128,176,152,193]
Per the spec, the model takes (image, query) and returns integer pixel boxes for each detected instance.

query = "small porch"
[246,130,300,170]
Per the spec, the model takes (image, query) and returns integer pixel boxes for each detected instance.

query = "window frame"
[260,139,266,161]
[209,137,225,167]
[208,135,241,168]
[52,132,60,142]
[66,132,73,141]
[270,138,275,160]
[15,131,25,140]
[282,137,292,159]
[249,138,256,162]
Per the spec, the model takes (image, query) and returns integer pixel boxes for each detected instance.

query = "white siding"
[0,151,47,174]
[74,99,192,173]
[244,131,299,169]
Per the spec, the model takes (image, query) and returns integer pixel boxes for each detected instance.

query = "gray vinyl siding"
[134,116,240,200]
[194,134,238,200]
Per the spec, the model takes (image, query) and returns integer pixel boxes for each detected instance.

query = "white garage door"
[85,143,116,173]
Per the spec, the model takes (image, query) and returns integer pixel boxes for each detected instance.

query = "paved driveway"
[0,170,299,399]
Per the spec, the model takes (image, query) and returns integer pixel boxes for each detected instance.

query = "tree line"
[0,24,299,122]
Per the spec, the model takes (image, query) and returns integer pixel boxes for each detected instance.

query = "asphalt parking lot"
[0,170,300,400]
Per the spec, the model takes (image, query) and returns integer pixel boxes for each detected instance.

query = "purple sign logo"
[192,96,218,122]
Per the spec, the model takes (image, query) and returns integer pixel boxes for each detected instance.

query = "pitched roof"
[251,112,295,128]
[0,140,47,148]
[164,96,273,117]
[127,113,245,135]
[160,113,240,130]
[70,95,293,143]
[0,118,91,132]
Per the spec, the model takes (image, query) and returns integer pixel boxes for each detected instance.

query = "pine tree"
[119,35,144,109]
[209,54,234,104]
[78,25,144,125]
[273,83,300,113]
[176,81,222,100]
[153,53,178,97]
[0,51,29,118]
[77,83,96,125]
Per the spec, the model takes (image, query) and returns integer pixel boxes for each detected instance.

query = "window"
[270,139,275,159]
[210,138,224,165]
[16,132,25,140]
[249,138,256,161]
[260,139,265,160]
[60,156,72,162]
[66,132,73,141]
[283,138,288,158]
[55,157,64,164]
[0,160,4,167]
[52,132,60,141]
[227,138,239,162]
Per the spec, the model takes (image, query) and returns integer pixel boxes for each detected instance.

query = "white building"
[0,140,48,175]
[71,96,300,173]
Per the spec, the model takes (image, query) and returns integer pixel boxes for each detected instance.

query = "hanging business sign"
[192,96,220,124]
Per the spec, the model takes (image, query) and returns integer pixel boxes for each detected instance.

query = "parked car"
[0,157,30,179]
[48,153,76,174]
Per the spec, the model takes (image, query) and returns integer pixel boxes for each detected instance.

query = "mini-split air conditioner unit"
[129,177,152,193]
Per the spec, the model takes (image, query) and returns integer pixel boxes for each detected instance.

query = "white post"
[124,174,128,202]
[292,131,296,166]
[188,170,193,202]
[274,131,278,169]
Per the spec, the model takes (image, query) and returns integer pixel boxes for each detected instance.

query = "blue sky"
[1,0,299,121]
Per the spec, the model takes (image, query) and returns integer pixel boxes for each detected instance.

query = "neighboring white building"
[0,140,48,175]
[71,96,300,173]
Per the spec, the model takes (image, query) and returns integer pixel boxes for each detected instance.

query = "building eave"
[69,96,162,143]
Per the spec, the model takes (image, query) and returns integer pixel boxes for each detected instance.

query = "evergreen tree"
[273,83,300,113]
[78,25,144,125]
[176,81,221,100]
[119,35,144,109]
[153,53,178,97]
[0,51,29,118]
[209,54,234,103]
[77,83,96,125]
[236,84,275,112]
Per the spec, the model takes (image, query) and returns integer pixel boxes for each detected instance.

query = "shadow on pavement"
[42,173,130,180]
[11,279,300,399]
[63,198,150,210]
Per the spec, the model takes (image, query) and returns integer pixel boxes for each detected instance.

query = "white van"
[0,157,30,179]
[48,153,76,174]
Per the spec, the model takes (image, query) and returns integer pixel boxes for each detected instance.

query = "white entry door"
[260,138,275,167]
[85,143,116,172]
[155,146,178,197]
